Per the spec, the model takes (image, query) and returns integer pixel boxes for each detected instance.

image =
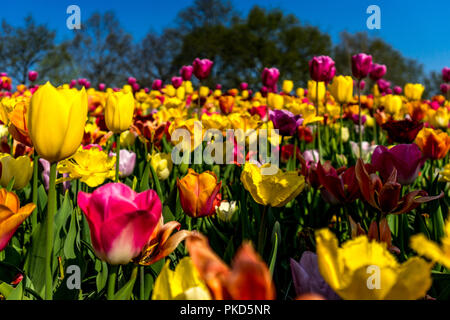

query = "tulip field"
[0,56,450,302]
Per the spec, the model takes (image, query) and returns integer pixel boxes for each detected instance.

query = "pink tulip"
[352,53,373,79]
[152,79,163,91]
[28,71,38,82]
[261,67,280,89]
[360,80,366,90]
[85,81,91,89]
[128,77,136,85]
[369,63,387,81]
[132,83,140,91]
[78,183,162,265]
[78,78,87,86]
[193,58,214,80]
[180,65,194,81]
[171,76,183,89]
[377,79,391,93]
[371,144,425,185]
[249,105,268,121]
[98,83,106,91]
[308,56,336,83]
[0,73,7,77]
[240,82,248,91]
[440,83,449,94]
[144,87,150,93]
[109,149,136,178]
[442,67,450,83]
[393,86,402,95]
[69,80,77,88]
[216,84,222,90]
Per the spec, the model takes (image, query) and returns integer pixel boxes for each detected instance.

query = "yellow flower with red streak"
[415,128,450,159]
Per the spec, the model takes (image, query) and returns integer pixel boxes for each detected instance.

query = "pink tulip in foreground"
[78,183,162,265]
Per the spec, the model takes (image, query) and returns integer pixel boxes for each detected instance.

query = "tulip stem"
[107,265,118,300]
[258,206,268,255]
[115,134,121,182]
[358,79,363,157]
[45,162,57,300]
[316,81,323,161]
[339,103,344,154]
[139,266,145,300]
[31,152,39,228]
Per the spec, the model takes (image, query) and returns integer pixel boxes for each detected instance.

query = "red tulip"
[381,119,424,144]
[78,183,162,265]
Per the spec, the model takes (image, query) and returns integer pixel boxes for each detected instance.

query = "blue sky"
[1,0,449,74]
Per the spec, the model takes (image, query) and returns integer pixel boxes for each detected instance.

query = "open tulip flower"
[0,188,35,251]
[77,183,162,265]
[355,159,443,215]
[381,118,424,144]
[415,127,450,160]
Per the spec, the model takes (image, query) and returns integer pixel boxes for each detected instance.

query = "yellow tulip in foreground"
[152,257,212,300]
[328,75,353,104]
[240,163,305,207]
[410,218,450,269]
[316,229,432,300]
[149,152,173,181]
[404,83,425,101]
[105,90,135,133]
[0,154,33,190]
[28,82,88,163]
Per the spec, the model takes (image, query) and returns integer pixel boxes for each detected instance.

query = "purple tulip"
[39,158,70,192]
[109,149,136,178]
[193,58,213,80]
[28,71,38,82]
[369,63,387,81]
[393,86,402,95]
[377,79,391,93]
[180,65,193,81]
[261,67,280,89]
[442,67,450,83]
[290,252,340,300]
[269,109,303,136]
[152,79,163,91]
[352,53,373,79]
[308,56,336,83]
[128,77,136,85]
[371,144,425,185]
[98,83,106,91]
[440,84,449,94]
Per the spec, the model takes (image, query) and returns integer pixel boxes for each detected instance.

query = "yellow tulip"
[328,75,353,104]
[427,107,449,129]
[119,130,136,148]
[404,83,425,101]
[267,93,284,109]
[307,80,326,102]
[176,86,186,100]
[383,94,403,115]
[28,82,87,163]
[199,86,210,98]
[440,164,450,183]
[149,153,173,181]
[152,257,211,300]
[282,80,294,94]
[296,88,305,98]
[184,81,194,95]
[240,163,305,207]
[410,218,450,268]
[0,154,33,190]
[105,90,135,133]
[316,228,432,300]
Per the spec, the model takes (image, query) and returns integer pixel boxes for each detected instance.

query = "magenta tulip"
[393,86,402,95]
[240,82,248,91]
[98,83,106,91]
[359,80,366,90]
[371,144,425,185]
[78,183,162,265]
[369,63,386,81]
[28,71,38,82]
[132,83,140,91]
[193,58,213,80]
[215,84,222,90]
[261,67,280,89]
[442,67,450,83]
[377,79,391,93]
[308,56,336,83]
[128,77,136,85]
[440,84,449,94]
[352,53,373,79]
[171,76,183,89]
[180,65,194,81]
[152,79,163,91]
[69,80,77,88]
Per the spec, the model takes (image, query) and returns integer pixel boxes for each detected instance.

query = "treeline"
[0,0,442,96]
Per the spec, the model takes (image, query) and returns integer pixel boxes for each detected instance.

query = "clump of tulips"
[0,57,449,302]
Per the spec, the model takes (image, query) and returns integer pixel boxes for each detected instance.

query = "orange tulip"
[415,128,450,160]
[6,99,32,147]
[0,188,35,251]
[177,169,221,218]
[134,217,191,265]
[186,232,275,300]
[219,96,234,115]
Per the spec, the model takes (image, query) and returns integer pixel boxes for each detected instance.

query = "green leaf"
[149,163,163,201]
[63,207,78,260]
[23,222,47,297]
[0,282,13,297]
[113,266,138,300]
[7,281,24,300]
[269,221,280,276]
[95,261,108,294]
[139,162,150,192]
[6,177,15,191]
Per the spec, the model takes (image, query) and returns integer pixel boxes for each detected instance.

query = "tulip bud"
[240,82,249,91]
[282,80,294,94]
[28,71,38,82]
[442,67,450,83]
[128,77,137,85]
[152,79,163,91]
[328,75,353,104]
[98,83,106,91]
[369,63,387,81]
[193,58,213,80]
[150,153,173,181]
[215,200,237,222]
[172,76,183,89]
[393,86,402,95]
[308,56,336,83]
[0,154,33,190]
[262,68,280,88]
[404,83,425,101]
[180,65,194,81]
[199,86,210,98]
[351,53,373,79]
[105,90,135,133]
